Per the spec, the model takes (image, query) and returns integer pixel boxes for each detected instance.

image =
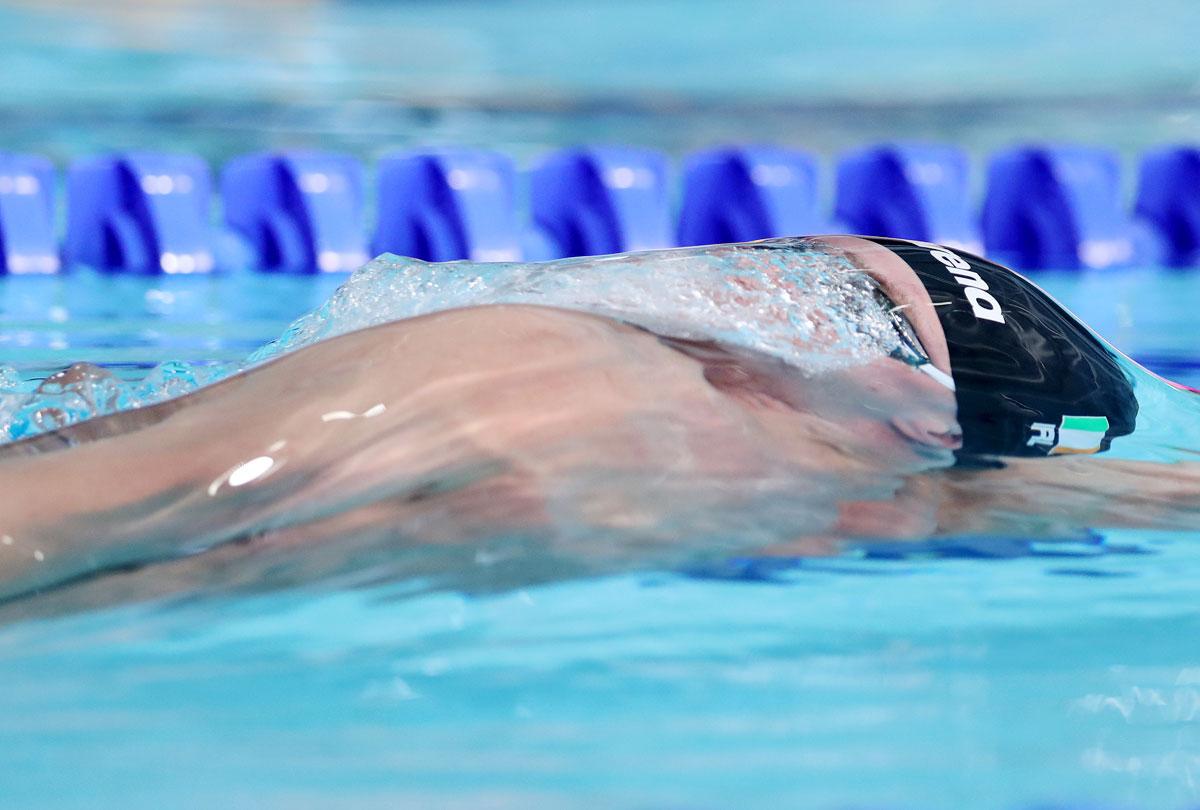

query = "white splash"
[250,239,899,376]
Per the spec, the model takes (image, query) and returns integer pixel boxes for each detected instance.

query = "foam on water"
[0,360,232,442]
[0,240,901,444]
[250,239,898,370]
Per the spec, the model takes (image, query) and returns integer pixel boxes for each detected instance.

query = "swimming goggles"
[874,287,956,392]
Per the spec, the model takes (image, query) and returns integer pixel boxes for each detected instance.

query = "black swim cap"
[863,237,1138,460]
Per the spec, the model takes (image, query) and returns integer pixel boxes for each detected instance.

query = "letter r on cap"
[1028,422,1057,447]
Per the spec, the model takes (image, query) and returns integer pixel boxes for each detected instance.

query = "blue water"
[1,266,1199,809]
[4,550,1200,809]
[5,1,1200,807]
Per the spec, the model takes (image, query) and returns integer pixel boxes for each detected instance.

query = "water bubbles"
[249,239,898,376]
[0,359,230,443]
[0,366,22,390]
[130,360,206,402]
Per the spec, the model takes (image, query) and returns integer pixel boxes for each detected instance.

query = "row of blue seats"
[0,144,1198,275]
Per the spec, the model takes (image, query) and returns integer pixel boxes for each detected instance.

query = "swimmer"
[0,236,1194,620]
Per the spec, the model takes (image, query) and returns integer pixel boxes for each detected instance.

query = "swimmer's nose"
[890,415,963,451]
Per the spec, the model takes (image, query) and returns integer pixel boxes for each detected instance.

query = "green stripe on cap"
[1060,415,1110,433]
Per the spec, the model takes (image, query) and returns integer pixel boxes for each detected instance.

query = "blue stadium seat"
[677,146,824,247]
[64,153,215,274]
[1134,146,1200,268]
[221,151,367,273]
[981,145,1154,271]
[836,143,981,252]
[0,153,58,275]
[372,148,521,263]
[527,146,671,259]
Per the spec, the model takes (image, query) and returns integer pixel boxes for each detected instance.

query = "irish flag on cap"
[1051,415,1110,455]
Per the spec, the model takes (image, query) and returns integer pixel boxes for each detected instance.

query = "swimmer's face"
[805,236,962,471]
[685,337,960,475]
[690,236,963,475]
[732,348,958,476]
[651,234,964,475]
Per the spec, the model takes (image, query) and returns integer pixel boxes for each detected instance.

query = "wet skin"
[0,239,1197,620]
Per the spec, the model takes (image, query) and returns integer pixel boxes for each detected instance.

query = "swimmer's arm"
[0,312,498,599]
[0,309,535,598]
[762,458,1200,552]
[0,304,734,601]
[935,456,1200,536]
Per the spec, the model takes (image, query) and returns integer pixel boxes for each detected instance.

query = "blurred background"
[4,0,1200,163]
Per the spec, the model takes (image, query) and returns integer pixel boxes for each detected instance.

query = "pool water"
[5,0,1200,806]
[2,266,1200,809]
[4,546,1200,809]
